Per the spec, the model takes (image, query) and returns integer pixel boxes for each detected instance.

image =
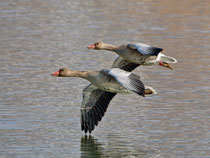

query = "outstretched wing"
[107,69,145,97]
[128,43,163,56]
[81,84,116,133]
[111,56,140,72]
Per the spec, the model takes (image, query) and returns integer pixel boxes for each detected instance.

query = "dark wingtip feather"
[122,63,140,72]
[128,73,145,97]
[133,88,145,97]
[147,47,163,56]
[81,92,116,134]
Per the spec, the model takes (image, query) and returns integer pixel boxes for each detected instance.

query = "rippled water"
[0,0,209,157]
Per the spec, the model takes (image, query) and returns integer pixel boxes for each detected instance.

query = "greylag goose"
[51,68,146,133]
[88,42,177,71]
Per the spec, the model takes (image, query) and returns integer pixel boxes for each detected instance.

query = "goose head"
[51,68,70,77]
[87,42,106,50]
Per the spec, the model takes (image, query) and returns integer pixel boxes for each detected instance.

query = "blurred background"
[0,0,209,157]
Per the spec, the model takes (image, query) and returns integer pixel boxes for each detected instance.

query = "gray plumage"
[81,84,116,133]
[127,43,163,56]
[79,68,145,134]
[88,42,177,69]
[106,68,145,96]
[111,56,140,72]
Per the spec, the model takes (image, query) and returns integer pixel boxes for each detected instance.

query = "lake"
[0,0,209,157]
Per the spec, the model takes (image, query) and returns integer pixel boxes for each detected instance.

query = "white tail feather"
[157,53,177,63]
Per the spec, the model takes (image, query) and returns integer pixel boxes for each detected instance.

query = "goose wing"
[107,68,145,96]
[128,43,163,56]
[81,84,116,133]
[111,56,140,72]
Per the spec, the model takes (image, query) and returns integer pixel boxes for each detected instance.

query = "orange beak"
[87,44,95,49]
[51,71,59,76]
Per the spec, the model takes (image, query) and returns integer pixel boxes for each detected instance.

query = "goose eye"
[95,43,99,46]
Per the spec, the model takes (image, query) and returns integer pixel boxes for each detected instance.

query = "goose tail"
[144,86,157,95]
[157,53,177,63]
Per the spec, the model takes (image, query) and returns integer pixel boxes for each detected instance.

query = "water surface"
[0,0,209,157]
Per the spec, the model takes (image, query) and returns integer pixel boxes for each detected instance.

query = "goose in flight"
[88,42,177,71]
[51,68,146,133]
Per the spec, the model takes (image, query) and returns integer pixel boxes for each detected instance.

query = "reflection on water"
[81,136,103,158]
[80,135,156,158]
[0,0,210,157]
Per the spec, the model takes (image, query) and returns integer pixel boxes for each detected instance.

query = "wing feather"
[81,84,116,133]
[111,56,140,72]
[107,69,145,97]
[128,43,163,56]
